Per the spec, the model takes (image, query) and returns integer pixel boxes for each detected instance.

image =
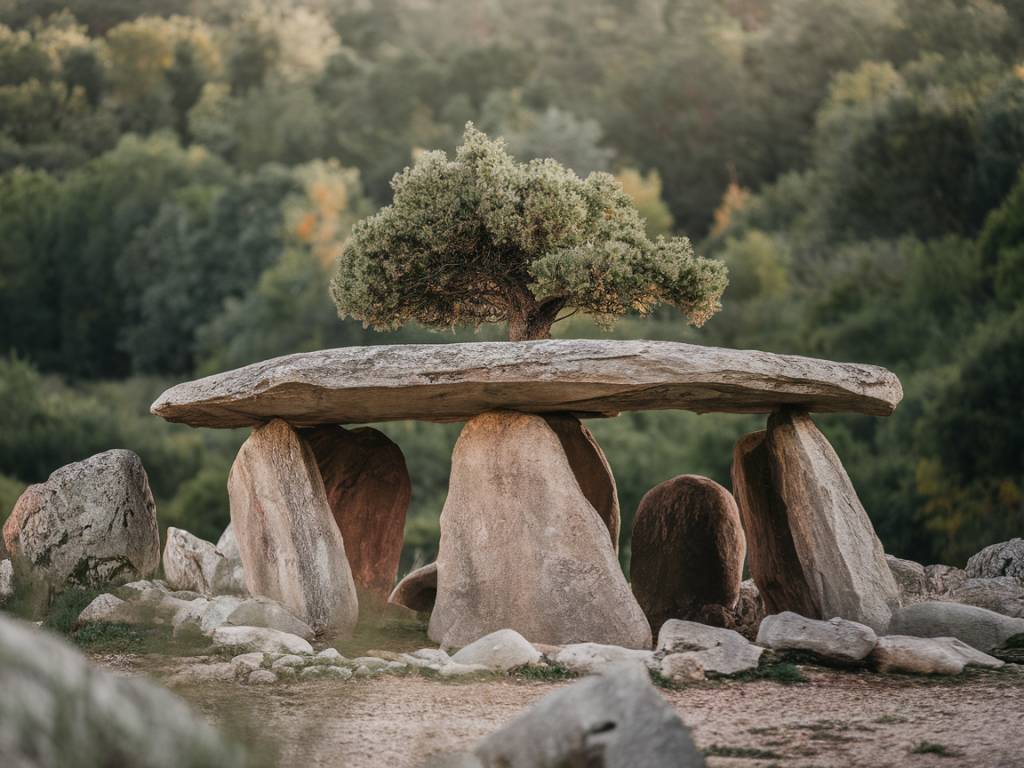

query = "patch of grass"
[43,586,102,635]
[733,661,807,685]
[510,663,577,682]
[705,744,782,759]
[72,621,149,652]
[910,741,959,757]
[874,714,907,725]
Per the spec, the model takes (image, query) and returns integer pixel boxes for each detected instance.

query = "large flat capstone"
[150,340,903,428]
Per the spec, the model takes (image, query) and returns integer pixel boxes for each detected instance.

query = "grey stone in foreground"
[429,412,651,649]
[887,601,1024,652]
[228,419,359,635]
[388,562,438,613]
[150,339,903,428]
[656,619,763,676]
[756,612,877,663]
[0,614,244,768]
[468,662,705,768]
[449,629,541,671]
[967,539,1024,583]
[3,450,159,603]
[870,635,1004,675]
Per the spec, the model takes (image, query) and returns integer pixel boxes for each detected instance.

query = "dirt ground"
[93,654,1024,768]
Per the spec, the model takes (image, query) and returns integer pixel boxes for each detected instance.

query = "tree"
[331,125,727,341]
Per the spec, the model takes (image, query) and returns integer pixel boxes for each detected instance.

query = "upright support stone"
[731,409,900,632]
[542,414,620,550]
[227,419,358,636]
[429,411,651,649]
[304,425,410,602]
[630,475,746,633]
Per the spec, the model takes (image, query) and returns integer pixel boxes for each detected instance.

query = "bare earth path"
[95,656,1023,768]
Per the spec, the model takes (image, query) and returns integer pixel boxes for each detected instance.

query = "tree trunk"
[507,298,564,341]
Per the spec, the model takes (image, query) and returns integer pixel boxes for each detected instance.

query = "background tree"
[331,125,728,341]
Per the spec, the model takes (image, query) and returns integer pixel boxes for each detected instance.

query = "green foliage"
[910,741,958,757]
[331,124,727,340]
[43,585,101,636]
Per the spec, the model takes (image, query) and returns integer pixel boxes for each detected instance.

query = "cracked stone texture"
[2,450,159,602]
[967,538,1024,583]
[227,419,358,636]
[428,411,651,649]
[150,339,903,428]
[304,425,410,601]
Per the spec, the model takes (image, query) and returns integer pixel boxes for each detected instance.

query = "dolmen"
[151,339,904,642]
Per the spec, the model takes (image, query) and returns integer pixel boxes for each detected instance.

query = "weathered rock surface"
[77,593,131,624]
[3,450,159,603]
[449,629,541,671]
[163,527,221,594]
[224,596,315,639]
[0,559,12,605]
[227,419,358,635]
[630,475,745,633]
[469,662,706,768]
[151,339,903,428]
[756,612,877,663]
[887,601,1024,652]
[211,625,313,655]
[304,425,410,600]
[429,411,651,649]
[886,555,928,599]
[552,643,656,675]
[0,614,245,768]
[213,525,248,595]
[948,577,1024,618]
[924,564,967,595]
[871,635,1005,675]
[732,412,900,632]
[730,579,766,640]
[656,620,764,676]
[542,414,620,548]
[660,653,706,683]
[967,538,1024,582]
[388,562,437,612]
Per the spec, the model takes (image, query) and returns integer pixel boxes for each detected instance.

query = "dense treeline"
[0,0,1022,569]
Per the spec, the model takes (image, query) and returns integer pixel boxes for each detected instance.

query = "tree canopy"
[331,125,728,340]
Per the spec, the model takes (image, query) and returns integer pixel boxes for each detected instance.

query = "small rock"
[0,559,12,605]
[352,656,389,670]
[438,662,491,677]
[450,629,542,671]
[409,648,450,665]
[871,635,1004,675]
[353,665,373,678]
[324,666,353,680]
[77,594,130,625]
[399,653,442,671]
[386,660,407,672]
[887,601,1024,652]
[316,648,345,663]
[163,527,221,594]
[170,590,205,602]
[660,654,705,682]
[966,539,1024,583]
[948,577,1024,618]
[225,596,315,639]
[657,620,763,676]
[730,579,765,640]
[212,524,248,595]
[886,555,927,599]
[247,670,278,685]
[211,626,313,655]
[924,564,967,595]
[230,653,265,675]
[553,643,655,675]
[756,612,878,663]
[271,654,307,669]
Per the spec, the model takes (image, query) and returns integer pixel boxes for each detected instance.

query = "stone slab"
[151,340,903,428]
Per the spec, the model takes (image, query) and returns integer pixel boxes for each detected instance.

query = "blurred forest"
[0,0,1022,571]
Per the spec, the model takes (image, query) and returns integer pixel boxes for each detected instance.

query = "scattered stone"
[230,653,265,675]
[170,590,204,602]
[732,412,900,632]
[211,626,314,656]
[212,525,248,595]
[225,596,315,639]
[271,654,307,669]
[552,643,655,675]
[247,670,278,685]
[871,635,1005,675]
[438,662,491,678]
[657,620,763,676]
[886,555,928,599]
[352,656,389,670]
[353,665,374,678]
[630,475,745,633]
[386,660,407,672]
[163,527,221,594]
[0,613,245,767]
[659,654,706,683]
[887,601,1024,652]
[470,661,705,767]
[227,419,359,636]
[756,612,878,663]
[0,559,14,605]
[3,450,160,604]
[77,593,130,625]
[316,647,345,663]
[429,411,651,649]
[409,648,450,665]
[542,414,620,549]
[324,666,353,679]
[730,579,765,640]
[967,538,1024,582]
[924,564,967,595]
[151,339,903,428]
[450,629,542,671]
[947,577,1024,618]
[305,425,411,601]
[388,562,438,613]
